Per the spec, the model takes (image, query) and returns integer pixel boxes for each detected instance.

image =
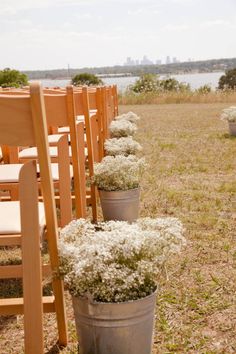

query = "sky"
[0,0,236,70]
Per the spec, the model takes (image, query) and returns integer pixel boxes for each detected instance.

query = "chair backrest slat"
[0,95,35,146]
[44,94,68,127]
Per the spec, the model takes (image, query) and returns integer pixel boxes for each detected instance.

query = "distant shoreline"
[36,70,225,81]
[24,57,235,80]
[37,72,224,91]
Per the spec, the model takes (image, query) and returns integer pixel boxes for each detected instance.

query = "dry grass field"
[1,103,236,353]
[119,91,236,105]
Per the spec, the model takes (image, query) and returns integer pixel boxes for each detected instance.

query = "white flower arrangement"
[109,119,137,138]
[220,106,236,123]
[93,155,145,191]
[115,111,140,124]
[59,217,186,303]
[104,137,142,156]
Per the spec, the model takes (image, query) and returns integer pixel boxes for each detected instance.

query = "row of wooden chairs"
[0,84,118,223]
[0,82,118,353]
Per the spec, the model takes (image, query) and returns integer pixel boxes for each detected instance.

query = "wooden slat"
[0,264,52,279]
[0,296,55,315]
[20,161,44,354]
[0,235,21,246]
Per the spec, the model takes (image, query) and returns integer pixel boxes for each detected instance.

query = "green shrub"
[218,68,236,90]
[159,78,190,92]
[130,74,159,93]
[196,85,212,94]
[71,73,103,86]
[129,74,190,94]
[0,68,28,88]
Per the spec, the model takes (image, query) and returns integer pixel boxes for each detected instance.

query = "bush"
[196,85,212,94]
[59,217,185,302]
[115,111,140,123]
[220,106,236,122]
[93,155,145,191]
[104,137,142,156]
[130,74,159,93]
[109,119,137,138]
[159,78,190,92]
[130,74,190,94]
[0,68,28,88]
[71,73,103,86]
[218,68,236,90]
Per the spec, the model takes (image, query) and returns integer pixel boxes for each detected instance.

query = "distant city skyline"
[123,55,182,66]
[0,0,235,70]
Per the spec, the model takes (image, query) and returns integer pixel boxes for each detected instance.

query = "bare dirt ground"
[1,103,236,353]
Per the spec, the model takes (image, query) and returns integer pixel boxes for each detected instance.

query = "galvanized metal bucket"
[228,122,236,136]
[72,290,157,354]
[99,188,140,223]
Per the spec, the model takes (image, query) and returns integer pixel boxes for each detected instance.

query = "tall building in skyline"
[140,55,153,65]
[123,56,181,66]
[166,56,171,64]
[124,57,136,66]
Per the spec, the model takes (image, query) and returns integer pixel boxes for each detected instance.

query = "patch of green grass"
[217,181,236,193]
[159,142,177,150]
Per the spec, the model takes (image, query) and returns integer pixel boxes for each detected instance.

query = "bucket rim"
[98,187,140,193]
[72,288,157,306]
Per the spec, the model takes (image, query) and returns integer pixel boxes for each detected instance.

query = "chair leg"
[51,278,68,346]
[91,184,98,222]
[19,161,44,354]
[77,122,87,218]
[57,135,73,227]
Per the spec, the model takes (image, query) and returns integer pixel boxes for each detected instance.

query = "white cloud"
[200,19,231,28]
[0,0,99,15]
[169,0,194,2]
[128,8,144,15]
[75,13,92,19]
[163,24,189,31]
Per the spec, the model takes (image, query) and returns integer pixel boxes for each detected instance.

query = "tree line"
[21,57,236,80]
[1,68,236,91]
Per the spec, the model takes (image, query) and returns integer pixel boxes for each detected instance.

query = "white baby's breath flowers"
[109,119,137,138]
[93,155,145,191]
[104,137,142,156]
[59,218,186,303]
[220,106,236,123]
[115,111,140,124]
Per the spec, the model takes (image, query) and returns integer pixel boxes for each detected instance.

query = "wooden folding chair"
[0,87,87,222]
[50,85,102,221]
[49,86,101,221]
[0,82,68,352]
[44,86,87,219]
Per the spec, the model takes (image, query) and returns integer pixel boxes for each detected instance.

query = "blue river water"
[37,72,224,92]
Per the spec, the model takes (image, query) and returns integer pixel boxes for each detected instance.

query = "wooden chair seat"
[18,146,88,162]
[0,200,45,234]
[48,132,87,144]
[48,133,69,144]
[19,146,71,159]
[0,163,73,183]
